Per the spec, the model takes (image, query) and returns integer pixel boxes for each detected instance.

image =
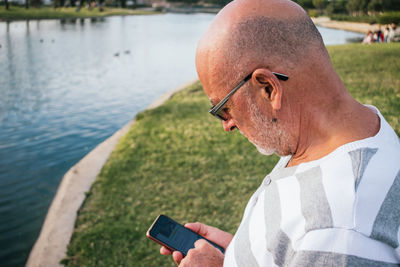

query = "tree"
[166,0,199,3]
[382,0,400,11]
[203,0,232,6]
[293,0,314,9]
[346,0,358,13]
[31,0,43,7]
[312,0,328,13]
[327,0,347,14]
[346,0,370,15]
[5,0,9,10]
[368,0,382,13]
[79,0,86,8]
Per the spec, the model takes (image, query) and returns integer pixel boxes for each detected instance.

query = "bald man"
[160,0,400,266]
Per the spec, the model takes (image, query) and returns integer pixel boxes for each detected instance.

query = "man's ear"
[252,68,282,110]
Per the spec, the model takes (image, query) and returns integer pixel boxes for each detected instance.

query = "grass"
[0,6,160,21]
[63,43,400,266]
[328,44,400,135]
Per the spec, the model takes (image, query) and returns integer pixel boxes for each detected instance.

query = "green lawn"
[0,6,160,21]
[63,43,400,266]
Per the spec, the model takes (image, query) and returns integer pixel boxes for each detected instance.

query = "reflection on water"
[0,15,364,267]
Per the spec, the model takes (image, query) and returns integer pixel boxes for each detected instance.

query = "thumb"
[184,222,208,237]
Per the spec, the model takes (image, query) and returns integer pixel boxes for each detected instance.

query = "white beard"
[254,144,275,156]
[239,130,275,156]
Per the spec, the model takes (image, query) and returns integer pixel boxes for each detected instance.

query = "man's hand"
[179,239,224,267]
[159,222,233,265]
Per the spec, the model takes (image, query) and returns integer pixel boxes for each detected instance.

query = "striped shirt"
[223,106,400,266]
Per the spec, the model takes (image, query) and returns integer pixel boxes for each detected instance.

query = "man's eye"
[222,107,230,114]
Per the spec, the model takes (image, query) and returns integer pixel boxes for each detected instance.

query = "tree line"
[170,0,400,14]
[3,0,400,15]
[303,0,400,15]
[164,0,400,13]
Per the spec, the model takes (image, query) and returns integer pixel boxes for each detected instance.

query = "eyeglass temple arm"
[210,74,252,113]
[272,72,289,81]
[210,71,288,114]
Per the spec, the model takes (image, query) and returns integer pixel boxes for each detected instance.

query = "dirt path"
[312,16,379,34]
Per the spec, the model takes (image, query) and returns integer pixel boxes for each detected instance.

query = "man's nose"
[222,119,237,132]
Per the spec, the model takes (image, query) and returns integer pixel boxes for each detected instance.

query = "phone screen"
[147,215,224,256]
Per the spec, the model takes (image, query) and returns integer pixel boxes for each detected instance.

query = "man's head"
[196,0,343,156]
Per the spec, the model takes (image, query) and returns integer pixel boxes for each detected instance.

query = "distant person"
[363,30,374,44]
[376,26,384,42]
[389,23,397,43]
[160,0,400,266]
[384,25,390,42]
[373,31,378,42]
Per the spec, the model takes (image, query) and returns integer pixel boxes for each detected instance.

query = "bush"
[377,12,400,25]
[294,0,314,9]
[308,9,318,17]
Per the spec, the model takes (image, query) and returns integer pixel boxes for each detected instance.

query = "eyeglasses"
[209,71,289,121]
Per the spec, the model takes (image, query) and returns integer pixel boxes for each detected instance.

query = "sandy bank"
[312,16,379,34]
[26,80,197,267]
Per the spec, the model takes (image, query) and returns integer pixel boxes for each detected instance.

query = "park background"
[0,0,400,266]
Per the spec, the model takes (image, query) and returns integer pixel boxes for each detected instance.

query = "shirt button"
[264,176,272,186]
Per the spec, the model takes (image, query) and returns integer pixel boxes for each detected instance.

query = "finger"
[194,238,208,248]
[184,222,208,237]
[172,251,183,265]
[160,246,172,255]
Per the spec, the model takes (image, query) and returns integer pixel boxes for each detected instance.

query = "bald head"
[195,0,376,163]
[196,0,328,90]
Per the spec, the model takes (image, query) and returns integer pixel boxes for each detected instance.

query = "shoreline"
[312,16,378,34]
[0,7,161,22]
[26,79,197,267]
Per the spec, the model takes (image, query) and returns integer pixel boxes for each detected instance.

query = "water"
[0,14,364,267]
[318,26,365,45]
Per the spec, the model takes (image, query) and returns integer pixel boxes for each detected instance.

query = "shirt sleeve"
[289,227,400,267]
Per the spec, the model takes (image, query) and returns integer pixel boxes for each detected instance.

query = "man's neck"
[287,99,380,167]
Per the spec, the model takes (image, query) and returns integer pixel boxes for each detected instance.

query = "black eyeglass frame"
[209,71,289,121]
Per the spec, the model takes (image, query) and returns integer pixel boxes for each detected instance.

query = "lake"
[0,13,364,266]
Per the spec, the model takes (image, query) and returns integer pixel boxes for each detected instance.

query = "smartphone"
[146,214,225,256]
